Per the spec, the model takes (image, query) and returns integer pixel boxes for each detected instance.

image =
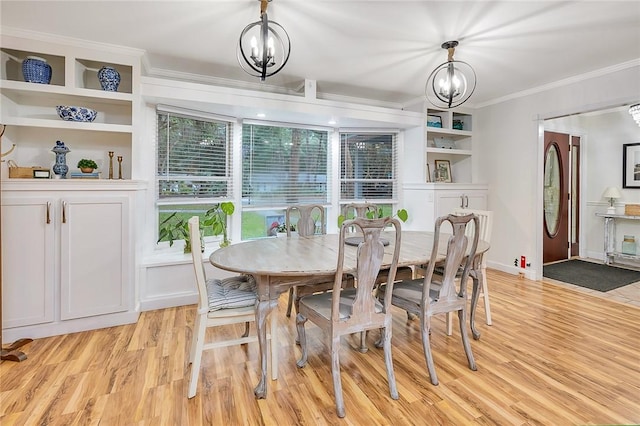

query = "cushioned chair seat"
[299,288,384,320]
[206,275,257,312]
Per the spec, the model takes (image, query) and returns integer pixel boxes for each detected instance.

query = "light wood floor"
[1,270,639,425]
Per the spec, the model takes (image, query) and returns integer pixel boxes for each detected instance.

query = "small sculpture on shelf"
[51,140,70,178]
[117,155,123,179]
[98,66,121,92]
[108,151,114,179]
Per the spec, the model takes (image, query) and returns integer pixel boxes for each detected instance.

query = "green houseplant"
[337,206,408,227]
[157,201,235,252]
[77,158,98,173]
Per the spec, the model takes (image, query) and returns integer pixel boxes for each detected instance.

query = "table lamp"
[602,187,621,214]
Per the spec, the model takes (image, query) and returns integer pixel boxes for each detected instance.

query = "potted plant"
[337,206,408,227]
[77,158,98,173]
[157,202,235,252]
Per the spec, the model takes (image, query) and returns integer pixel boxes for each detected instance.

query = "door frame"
[536,120,587,277]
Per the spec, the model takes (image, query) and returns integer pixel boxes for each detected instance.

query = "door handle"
[46,202,51,224]
[62,201,67,224]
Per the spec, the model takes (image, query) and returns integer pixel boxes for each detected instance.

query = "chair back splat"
[295,216,401,417]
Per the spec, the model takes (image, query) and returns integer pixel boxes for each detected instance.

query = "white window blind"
[157,109,233,203]
[242,122,329,207]
[340,132,398,201]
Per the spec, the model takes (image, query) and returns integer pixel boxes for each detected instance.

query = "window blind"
[339,132,398,201]
[242,122,329,207]
[157,109,233,203]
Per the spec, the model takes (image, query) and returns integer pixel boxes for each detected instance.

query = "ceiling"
[2,1,640,108]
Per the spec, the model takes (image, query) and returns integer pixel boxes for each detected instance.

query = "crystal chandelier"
[629,104,640,127]
[425,41,476,109]
[237,0,291,81]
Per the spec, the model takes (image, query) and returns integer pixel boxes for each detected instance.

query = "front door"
[543,131,570,263]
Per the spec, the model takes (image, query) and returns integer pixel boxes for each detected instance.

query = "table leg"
[254,277,278,399]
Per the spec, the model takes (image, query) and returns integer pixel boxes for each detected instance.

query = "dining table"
[209,230,489,398]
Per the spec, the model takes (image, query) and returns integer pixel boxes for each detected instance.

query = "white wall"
[475,62,640,279]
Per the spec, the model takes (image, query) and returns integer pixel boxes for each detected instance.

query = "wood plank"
[1,270,639,424]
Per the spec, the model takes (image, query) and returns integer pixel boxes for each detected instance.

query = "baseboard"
[2,311,139,343]
[139,292,198,312]
[487,260,537,280]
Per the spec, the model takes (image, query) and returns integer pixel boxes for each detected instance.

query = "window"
[340,132,398,204]
[241,122,329,239]
[156,107,233,242]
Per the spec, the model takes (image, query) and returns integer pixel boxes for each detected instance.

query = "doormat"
[543,259,640,292]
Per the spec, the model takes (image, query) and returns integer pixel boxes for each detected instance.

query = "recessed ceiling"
[1,1,639,107]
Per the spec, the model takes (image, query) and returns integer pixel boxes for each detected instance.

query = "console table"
[595,213,640,265]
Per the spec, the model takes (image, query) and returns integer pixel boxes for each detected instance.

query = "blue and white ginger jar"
[97,66,121,91]
[22,56,52,84]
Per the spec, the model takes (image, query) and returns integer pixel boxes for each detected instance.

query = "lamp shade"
[602,187,622,200]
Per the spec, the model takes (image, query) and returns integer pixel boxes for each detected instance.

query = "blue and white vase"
[52,140,70,178]
[22,56,52,84]
[97,66,121,91]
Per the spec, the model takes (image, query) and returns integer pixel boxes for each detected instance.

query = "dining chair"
[378,213,479,385]
[343,202,413,350]
[186,216,277,398]
[284,204,348,318]
[295,216,402,418]
[443,208,493,335]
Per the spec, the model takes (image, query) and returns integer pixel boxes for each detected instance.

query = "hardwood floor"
[1,270,639,425]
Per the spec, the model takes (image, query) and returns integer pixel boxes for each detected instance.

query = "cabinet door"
[1,197,55,328]
[435,191,468,217]
[465,191,487,210]
[60,196,130,320]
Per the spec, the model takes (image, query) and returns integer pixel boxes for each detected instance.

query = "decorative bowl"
[56,105,97,122]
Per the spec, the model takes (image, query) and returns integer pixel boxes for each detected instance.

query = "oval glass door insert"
[544,143,561,236]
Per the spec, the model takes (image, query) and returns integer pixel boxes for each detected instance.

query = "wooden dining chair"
[378,213,479,385]
[284,204,347,318]
[186,216,277,398]
[295,216,402,418]
[343,202,413,351]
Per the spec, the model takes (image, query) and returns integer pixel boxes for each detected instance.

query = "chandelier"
[237,0,291,81]
[425,41,476,109]
[629,104,640,127]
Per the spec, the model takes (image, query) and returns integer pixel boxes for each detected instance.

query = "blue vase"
[22,56,52,84]
[52,140,70,178]
[97,66,121,91]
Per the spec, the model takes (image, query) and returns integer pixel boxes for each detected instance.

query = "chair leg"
[481,268,492,325]
[446,312,453,336]
[187,314,206,398]
[458,309,477,371]
[331,335,346,418]
[285,287,295,318]
[381,326,399,400]
[188,313,202,364]
[358,331,368,353]
[421,315,438,385]
[270,314,278,380]
[295,313,309,368]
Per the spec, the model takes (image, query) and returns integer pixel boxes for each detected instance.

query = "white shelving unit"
[0,36,139,179]
[0,34,145,341]
[425,107,473,184]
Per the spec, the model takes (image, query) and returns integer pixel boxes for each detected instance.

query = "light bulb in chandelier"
[425,41,476,109]
[629,103,640,127]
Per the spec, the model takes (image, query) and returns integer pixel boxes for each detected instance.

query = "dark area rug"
[543,259,640,292]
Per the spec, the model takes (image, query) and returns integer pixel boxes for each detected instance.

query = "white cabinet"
[1,196,55,328]
[403,183,488,232]
[1,181,142,341]
[425,107,473,183]
[0,33,141,180]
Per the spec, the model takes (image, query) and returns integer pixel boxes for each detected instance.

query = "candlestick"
[108,151,114,179]
[117,155,123,179]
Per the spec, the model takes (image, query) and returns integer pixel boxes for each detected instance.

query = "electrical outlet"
[514,258,518,267]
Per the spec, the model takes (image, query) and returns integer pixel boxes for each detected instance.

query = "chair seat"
[300,288,384,321]
[206,275,257,312]
[379,279,439,308]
